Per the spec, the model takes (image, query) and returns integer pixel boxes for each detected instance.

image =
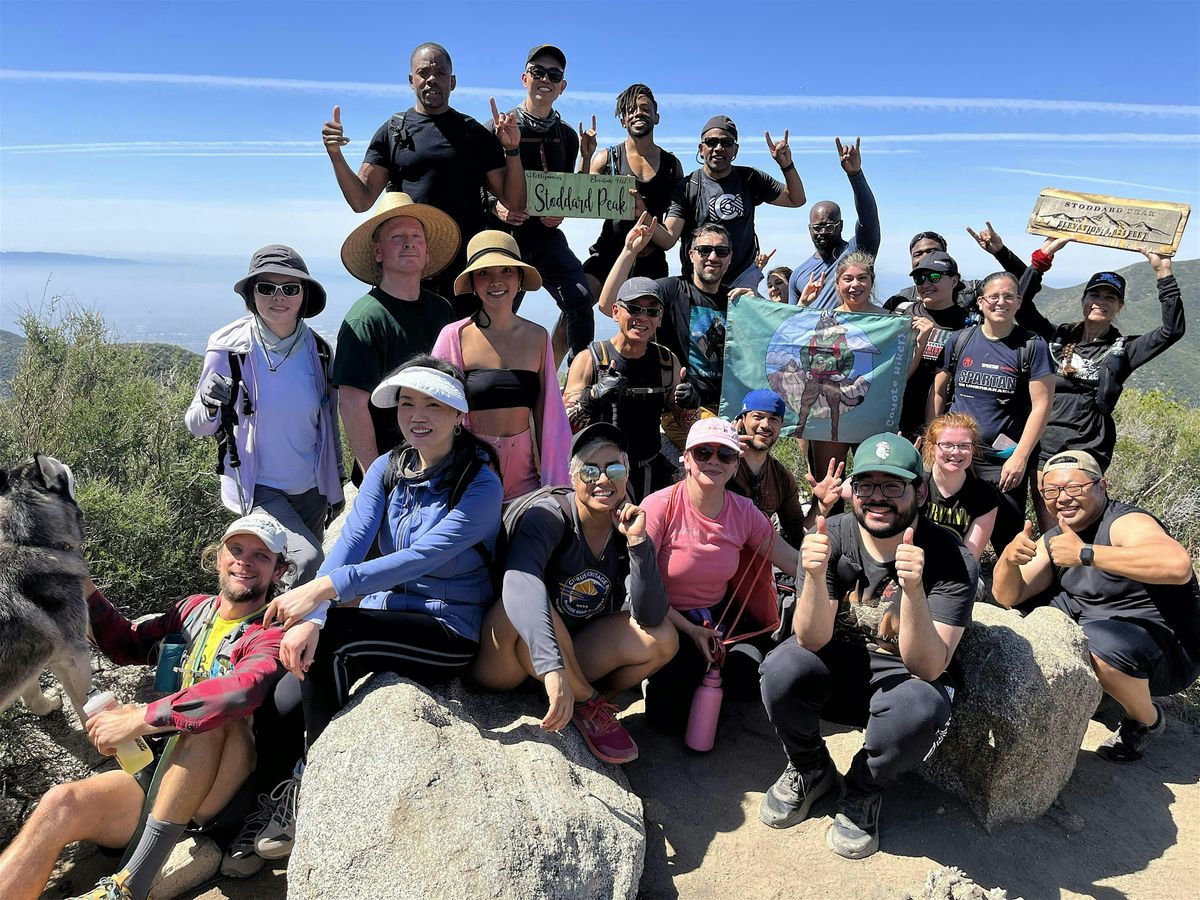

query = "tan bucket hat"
[452,230,544,296]
[340,192,461,284]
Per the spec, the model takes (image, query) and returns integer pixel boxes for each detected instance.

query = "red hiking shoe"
[572,695,639,764]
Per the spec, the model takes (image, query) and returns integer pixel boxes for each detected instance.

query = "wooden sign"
[524,171,637,220]
[1027,188,1190,256]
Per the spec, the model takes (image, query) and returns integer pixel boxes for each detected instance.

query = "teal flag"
[720,296,914,442]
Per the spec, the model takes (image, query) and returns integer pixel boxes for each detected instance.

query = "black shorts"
[1080,616,1200,696]
[133,735,254,836]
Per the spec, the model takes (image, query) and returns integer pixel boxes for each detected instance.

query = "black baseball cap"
[526,44,566,68]
[701,115,738,141]
[1083,271,1126,301]
[571,422,628,457]
[910,250,959,277]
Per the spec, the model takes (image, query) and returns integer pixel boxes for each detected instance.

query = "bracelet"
[504,146,520,158]
[780,162,795,174]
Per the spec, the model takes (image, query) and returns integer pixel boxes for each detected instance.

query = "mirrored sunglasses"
[578,463,628,484]
[913,272,949,285]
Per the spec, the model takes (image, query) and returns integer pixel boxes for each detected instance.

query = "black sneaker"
[1096,703,1166,763]
[759,759,836,829]
[826,788,883,859]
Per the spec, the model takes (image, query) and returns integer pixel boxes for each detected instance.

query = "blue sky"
[2,0,1198,345]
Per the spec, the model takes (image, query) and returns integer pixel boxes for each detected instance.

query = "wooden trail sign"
[1027,188,1190,256]
[524,171,637,220]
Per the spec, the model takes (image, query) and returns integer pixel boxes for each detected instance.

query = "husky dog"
[0,454,93,719]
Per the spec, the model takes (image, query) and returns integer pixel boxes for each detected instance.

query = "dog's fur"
[0,454,92,720]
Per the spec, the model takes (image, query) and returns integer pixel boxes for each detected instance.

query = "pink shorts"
[477,428,540,501]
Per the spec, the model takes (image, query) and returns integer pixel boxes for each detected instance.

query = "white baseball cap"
[222,513,288,555]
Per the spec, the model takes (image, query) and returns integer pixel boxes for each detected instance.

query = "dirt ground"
[44,695,1199,900]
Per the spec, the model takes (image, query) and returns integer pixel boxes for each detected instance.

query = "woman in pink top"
[641,417,802,733]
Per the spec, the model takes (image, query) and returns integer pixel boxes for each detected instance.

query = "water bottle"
[82,690,155,775]
[684,667,724,752]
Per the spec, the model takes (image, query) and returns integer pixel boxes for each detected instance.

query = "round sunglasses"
[578,462,628,484]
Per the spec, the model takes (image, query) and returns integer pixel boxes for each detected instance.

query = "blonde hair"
[922,412,980,470]
[835,251,876,302]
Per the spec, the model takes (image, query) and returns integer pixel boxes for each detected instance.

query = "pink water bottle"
[685,667,724,752]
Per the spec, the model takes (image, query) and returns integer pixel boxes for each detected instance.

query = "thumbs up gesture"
[895,526,925,593]
[1048,515,1086,567]
[673,367,700,410]
[1003,520,1039,566]
[802,515,831,574]
[322,105,350,153]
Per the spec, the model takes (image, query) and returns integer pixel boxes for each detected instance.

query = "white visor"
[370,365,469,413]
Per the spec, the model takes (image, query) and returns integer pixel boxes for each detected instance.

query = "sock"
[123,816,187,900]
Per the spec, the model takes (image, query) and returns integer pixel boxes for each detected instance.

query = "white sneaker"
[254,770,301,860]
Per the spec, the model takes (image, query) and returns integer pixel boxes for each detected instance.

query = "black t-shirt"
[332,288,456,455]
[668,165,782,278]
[1046,500,1200,656]
[796,513,976,655]
[887,299,971,439]
[364,107,506,241]
[925,469,1000,543]
[654,275,729,409]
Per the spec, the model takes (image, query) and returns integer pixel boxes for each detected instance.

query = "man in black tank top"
[994,450,1200,762]
[564,278,699,501]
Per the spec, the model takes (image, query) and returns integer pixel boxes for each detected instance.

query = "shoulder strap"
[948,325,978,374]
[657,343,674,390]
[607,143,622,176]
[588,340,609,373]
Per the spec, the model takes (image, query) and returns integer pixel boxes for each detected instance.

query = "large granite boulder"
[918,604,1101,831]
[289,675,645,900]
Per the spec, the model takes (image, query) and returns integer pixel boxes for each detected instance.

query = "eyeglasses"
[526,64,564,83]
[1040,480,1096,501]
[851,480,909,499]
[936,442,974,454]
[702,137,736,149]
[690,445,740,464]
[578,462,628,484]
[619,301,663,318]
[913,272,950,285]
[254,282,303,298]
[810,222,842,234]
[692,244,731,258]
[982,292,1019,304]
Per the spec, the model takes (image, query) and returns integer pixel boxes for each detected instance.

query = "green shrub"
[0,304,226,617]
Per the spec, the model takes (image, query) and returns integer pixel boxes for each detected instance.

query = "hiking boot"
[758,759,836,829]
[572,695,639,764]
[1097,703,1166,763]
[68,870,133,900]
[826,788,883,859]
[255,769,302,860]
[219,787,278,877]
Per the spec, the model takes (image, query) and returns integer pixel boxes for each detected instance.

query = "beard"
[853,494,918,539]
[218,571,271,605]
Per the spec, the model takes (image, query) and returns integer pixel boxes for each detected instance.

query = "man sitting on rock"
[0,515,292,900]
[993,450,1200,761]
[758,433,976,859]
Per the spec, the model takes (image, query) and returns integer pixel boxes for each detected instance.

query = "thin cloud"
[981,166,1198,196]
[2,69,1197,118]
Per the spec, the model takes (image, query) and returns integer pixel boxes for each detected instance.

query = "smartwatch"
[1079,544,1095,567]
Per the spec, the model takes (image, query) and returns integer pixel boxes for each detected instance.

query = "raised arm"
[838,138,879,254]
[483,97,527,212]
[598,212,656,316]
[322,105,389,213]
[765,130,805,208]
[1125,252,1186,369]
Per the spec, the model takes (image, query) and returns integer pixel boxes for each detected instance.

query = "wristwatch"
[504,146,520,158]
[1079,544,1095,567]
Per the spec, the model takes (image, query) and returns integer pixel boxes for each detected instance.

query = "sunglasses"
[526,64,564,84]
[690,444,739,464]
[913,272,951,285]
[254,282,303,298]
[702,137,736,149]
[619,301,663,318]
[693,244,732,258]
[578,462,628,484]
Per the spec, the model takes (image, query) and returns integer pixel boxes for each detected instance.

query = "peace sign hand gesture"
[765,130,792,169]
[835,137,862,175]
[491,97,520,150]
[625,211,658,256]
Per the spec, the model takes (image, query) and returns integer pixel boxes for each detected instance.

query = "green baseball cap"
[852,433,925,482]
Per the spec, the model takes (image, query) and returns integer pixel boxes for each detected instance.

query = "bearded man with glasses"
[759,432,975,860]
[993,450,1200,763]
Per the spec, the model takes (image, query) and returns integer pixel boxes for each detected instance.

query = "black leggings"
[300,608,478,748]
[974,457,1029,554]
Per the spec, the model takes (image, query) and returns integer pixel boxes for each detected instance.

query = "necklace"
[253,317,306,373]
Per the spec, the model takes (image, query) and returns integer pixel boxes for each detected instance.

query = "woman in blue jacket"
[265,355,503,746]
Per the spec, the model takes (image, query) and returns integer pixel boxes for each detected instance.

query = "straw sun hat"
[340,192,461,284]
[452,230,544,296]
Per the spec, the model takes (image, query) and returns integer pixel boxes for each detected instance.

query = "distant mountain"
[1032,257,1199,405]
[1,251,146,267]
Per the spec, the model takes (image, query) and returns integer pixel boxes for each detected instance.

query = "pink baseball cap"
[685,417,742,454]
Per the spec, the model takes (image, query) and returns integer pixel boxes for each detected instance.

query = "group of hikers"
[2,39,1198,900]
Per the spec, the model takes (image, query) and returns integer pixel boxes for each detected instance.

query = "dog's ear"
[33,454,76,500]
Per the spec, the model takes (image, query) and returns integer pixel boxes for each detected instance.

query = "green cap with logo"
[852,433,925,482]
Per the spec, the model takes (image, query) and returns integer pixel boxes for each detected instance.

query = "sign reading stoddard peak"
[524,171,637,220]
[1027,188,1190,256]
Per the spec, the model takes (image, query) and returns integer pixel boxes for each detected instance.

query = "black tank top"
[589,341,670,463]
[465,368,540,412]
[1049,499,1200,656]
[587,145,681,277]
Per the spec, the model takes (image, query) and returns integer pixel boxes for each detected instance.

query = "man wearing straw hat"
[335,193,462,480]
